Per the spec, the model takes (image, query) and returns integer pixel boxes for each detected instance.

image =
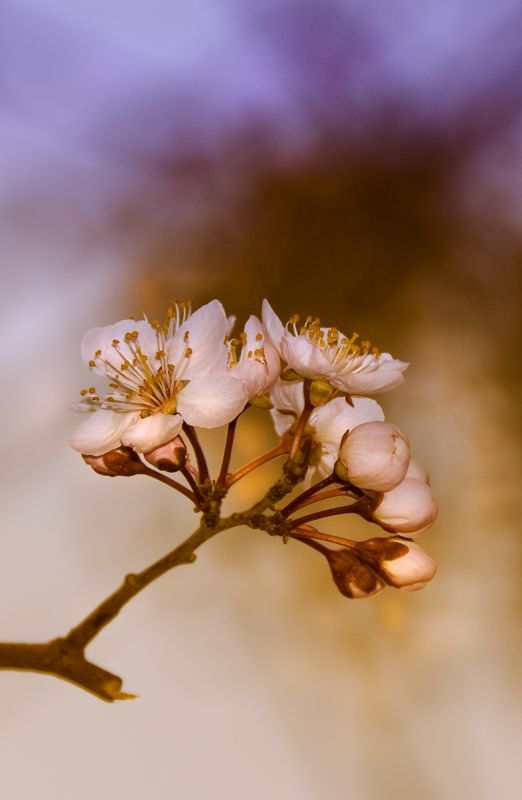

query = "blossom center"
[287,313,381,365]
[79,303,193,416]
[227,330,268,370]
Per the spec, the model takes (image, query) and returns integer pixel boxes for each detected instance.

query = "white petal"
[280,334,333,380]
[406,459,430,484]
[69,410,138,456]
[81,319,160,380]
[382,538,437,586]
[177,372,248,427]
[269,380,305,435]
[167,299,229,378]
[312,397,385,448]
[333,354,409,395]
[225,315,236,336]
[373,478,438,534]
[261,299,285,349]
[235,315,281,397]
[121,413,183,453]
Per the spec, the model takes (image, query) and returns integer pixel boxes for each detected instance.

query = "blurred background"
[0,1,521,797]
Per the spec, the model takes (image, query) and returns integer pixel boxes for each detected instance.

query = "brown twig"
[0,430,315,702]
[0,521,223,702]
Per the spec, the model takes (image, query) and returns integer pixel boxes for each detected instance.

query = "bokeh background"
[1,1,521,798]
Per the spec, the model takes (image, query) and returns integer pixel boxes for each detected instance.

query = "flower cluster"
[71,298,438,600]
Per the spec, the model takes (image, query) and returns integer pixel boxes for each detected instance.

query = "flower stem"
[226,443,287,487]
[180,467,205,505]
[280,474,338,517]
[216,416,239,489]
[287,533,329,555]
[287,380,313,461]
[290,527,357,549]
[142,466,197,503]
[289,503,361,528]
[286,487,361,513]
[183,424,210,485]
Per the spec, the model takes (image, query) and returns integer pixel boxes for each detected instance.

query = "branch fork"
[0,407,379,701]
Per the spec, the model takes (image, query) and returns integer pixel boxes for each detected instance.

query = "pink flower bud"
[82,446,146,477]
[144,436,187,472]
[373,478,438,534]
[356,536,437,588]
[406,459,430,484]
[400,580,429,592]
[326,549,385,599]
[339,421,410,492]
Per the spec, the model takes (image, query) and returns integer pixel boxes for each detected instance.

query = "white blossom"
[372,477,438,535]
[339,421,410,492]
[70,300,248,456]
[227,315,280,399]
[262,299,408,395]
[270,380,384,478]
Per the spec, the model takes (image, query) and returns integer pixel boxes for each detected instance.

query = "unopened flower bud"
[309,379,335,407]
[356,536,437,588]
[373,478,438,534]
[144,436,187,472]
[326,548,385,599]
[82,446,146,477]
[339,421,410,492]
[400,580,429,592]
[406,459,430,484]
[281,368,301,381]
[250,394,274,409]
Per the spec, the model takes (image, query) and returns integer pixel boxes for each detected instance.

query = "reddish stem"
[287,381,313,461]
[216,417,239,489]
[142,467,197,503]
[280,474,338,517]
[287,533,330,555]
[226,443,287,487]
[180,467,205,505]
[287,487,358,512]
[290,527,357,549]
[182,424,210,485]
[289,503,361,528]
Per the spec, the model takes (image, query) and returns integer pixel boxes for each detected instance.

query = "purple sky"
[1,0,521,221]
